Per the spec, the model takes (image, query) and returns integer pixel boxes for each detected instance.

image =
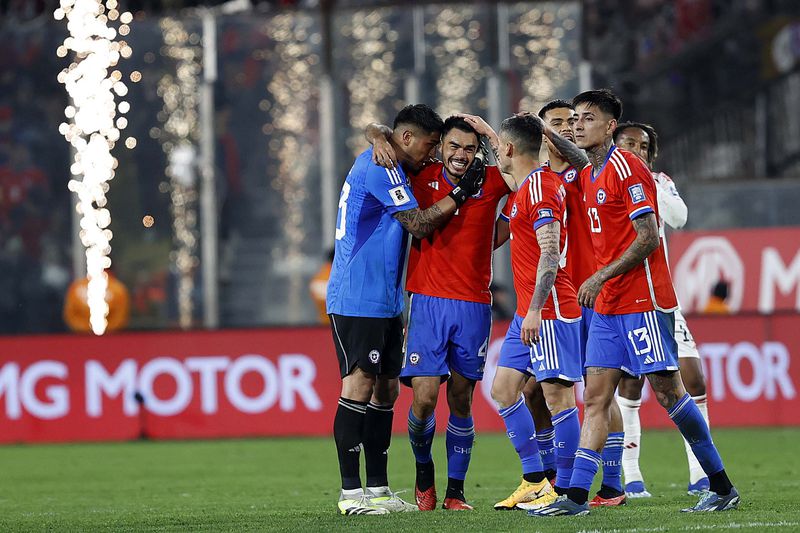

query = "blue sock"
[552,407,580,489]
[408,408,436,464]
[601,432,624,492]
[669,393,724,476]
[570,448,602,492]
[536,427,556,473]
[498,395,543,475]
[446,414,474,481]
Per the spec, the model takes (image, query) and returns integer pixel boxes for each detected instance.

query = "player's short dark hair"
[499,114,543,157]
[572,89,623,121]
[538,99,574,119]
[393,104,444,135]
[441,116,478,141]
[614,121,659,163]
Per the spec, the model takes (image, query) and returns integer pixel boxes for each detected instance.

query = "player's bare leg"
[442,371,476,510]
[524,380,557,482]
[341,366,377,402]
[491,366,528,409]
[411,376,440,419]
[409,376,441,510]
[617,374,650,497]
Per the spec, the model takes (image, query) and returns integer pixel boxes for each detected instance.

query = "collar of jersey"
[547,162,573,176]
[441,167,457,189]
[591,145,616,182]
[520,167,545,188]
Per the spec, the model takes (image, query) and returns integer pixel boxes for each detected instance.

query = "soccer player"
[326,104,485,515]
[614,121,712,496]
[366,116,512,511]
[528,89,739,516]
[538,100,627,508]
[464,113,583,512]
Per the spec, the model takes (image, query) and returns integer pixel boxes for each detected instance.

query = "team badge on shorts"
[409,352,420,365]
[369,350,381,363]
[565,169,577,182]
[596,188,607,204]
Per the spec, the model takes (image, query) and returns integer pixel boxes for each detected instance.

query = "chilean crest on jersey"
[510,203,518,218]
[564,169,577,182]
[596,188,607,204]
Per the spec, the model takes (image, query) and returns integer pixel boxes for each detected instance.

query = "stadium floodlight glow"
[55,0,133,335]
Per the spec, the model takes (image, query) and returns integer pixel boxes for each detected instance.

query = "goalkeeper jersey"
[326,148,418,318]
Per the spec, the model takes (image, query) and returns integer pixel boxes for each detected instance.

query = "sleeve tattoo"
[545,129,589,169]
[529,222,561,311]
[596,213,660,282]
[394,204,447,240]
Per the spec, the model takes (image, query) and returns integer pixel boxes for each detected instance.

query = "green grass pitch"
[1,428,798,532]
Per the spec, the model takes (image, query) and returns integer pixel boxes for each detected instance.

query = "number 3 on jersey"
[588,207,602,233]
[335,182,351,240]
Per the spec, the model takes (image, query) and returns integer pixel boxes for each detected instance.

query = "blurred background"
[3,0,798,335]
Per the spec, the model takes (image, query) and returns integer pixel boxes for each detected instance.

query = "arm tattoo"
[394,204,448,240]
[529,222,561,311]
[490,143,502,165]
[596,213,660,283]
[545,128,589,169]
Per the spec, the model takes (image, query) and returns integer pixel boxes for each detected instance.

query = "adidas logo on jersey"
[643,355,655,365]
[428,181,439,190]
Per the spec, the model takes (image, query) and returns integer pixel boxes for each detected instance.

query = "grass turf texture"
[1,428,798,532]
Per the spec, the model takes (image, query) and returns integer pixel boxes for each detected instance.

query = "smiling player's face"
[441,128,478,179]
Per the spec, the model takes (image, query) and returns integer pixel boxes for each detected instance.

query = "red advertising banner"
[0,314,798,443]
[668,226,800,314]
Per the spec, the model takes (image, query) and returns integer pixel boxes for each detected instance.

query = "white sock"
[617,396,644,484]
[365,486,391,497]
[684,394,711,484]
[341,487,364,500]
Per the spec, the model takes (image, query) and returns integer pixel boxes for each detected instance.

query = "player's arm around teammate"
[365,122,486,240]
[367,116,499,510]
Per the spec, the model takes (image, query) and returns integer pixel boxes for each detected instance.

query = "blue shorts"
[400,294,491,385]
[498,314,583,382]
[586,310,679,377]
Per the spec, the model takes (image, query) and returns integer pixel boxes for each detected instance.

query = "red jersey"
[405,163,510,304]
[552,165,597,288]
[502,168,581,320]
[580,146,679,314]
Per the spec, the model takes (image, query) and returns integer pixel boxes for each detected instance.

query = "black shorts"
[329,313,404,379]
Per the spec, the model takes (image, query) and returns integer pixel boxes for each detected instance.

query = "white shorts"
[674,309,700,359]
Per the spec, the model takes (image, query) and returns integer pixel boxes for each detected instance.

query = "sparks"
[56,0,133,335]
